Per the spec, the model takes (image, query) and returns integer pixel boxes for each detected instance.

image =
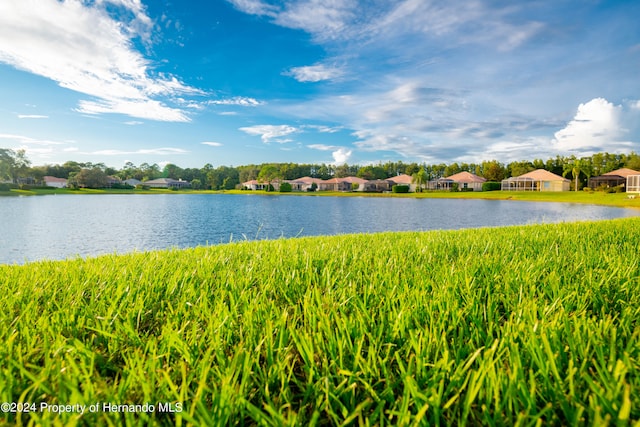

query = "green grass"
[1,218,639,425]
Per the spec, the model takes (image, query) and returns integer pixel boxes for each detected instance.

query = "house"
[387,174,415,192]
[43,176,68,188]
[124,178,142,187]
[362,179,393,192]
[106,176,122,187]
[338,176,368,191]
[287,176,324,191]
[446,171,486,192]
[427,177,455,191]
[316,176,368,191]
[501,169,570,191]
[144,178,191,189]
[588,168,639,190]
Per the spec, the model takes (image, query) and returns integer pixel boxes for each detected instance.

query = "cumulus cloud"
[332,147,352,165]
[0,0,202,122]
[239,124,299,143]
[553,98,631,153]
[285,64,344,82]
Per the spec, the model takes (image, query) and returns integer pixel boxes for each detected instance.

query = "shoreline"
[2,187,640,209]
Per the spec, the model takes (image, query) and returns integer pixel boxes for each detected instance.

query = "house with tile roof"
[501,169,570,191]
[446,171,486,192]
[387,174,416,192]
[588,168,639,190]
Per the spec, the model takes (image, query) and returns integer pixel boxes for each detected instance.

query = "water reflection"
[1,194,638,264]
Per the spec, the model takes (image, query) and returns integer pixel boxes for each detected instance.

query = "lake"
[2,193,639,264]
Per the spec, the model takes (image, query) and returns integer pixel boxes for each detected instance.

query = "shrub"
[482,182,502,191]
[392,185,410,193]
[0,183,10,192]
[135,184,150,190]
[450,183,459,192]
[279,182,292,192]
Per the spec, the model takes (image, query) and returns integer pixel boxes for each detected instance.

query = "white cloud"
[201,141,223,147]
[17,114,48,119]
[239,125,299,143]
[208,97,263,107]
[308,144,337,151]
[285,64,344,82]
[332,147,352,165]
[91,148,189,155]
[553,98,630,153]
[0,0,202,122]
[226,0,278,17]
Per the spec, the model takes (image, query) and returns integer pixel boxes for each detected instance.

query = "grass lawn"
[1,218,639,425]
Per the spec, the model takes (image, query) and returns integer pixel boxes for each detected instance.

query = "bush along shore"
[1,218,639,425]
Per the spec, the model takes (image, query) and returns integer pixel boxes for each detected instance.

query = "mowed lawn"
[1,218,639,425]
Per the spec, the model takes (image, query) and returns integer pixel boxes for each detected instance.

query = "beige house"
[446,171,486,192]
[286,176,323,191]
[502,169,569,191]
[387,174,416,192]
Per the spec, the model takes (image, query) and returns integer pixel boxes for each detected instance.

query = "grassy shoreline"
[1,218,639,425]
[2,186,640,208]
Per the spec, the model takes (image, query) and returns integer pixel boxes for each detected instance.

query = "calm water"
[1,194,638,264]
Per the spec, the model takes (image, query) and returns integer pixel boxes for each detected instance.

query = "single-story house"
[627,175,640,194]
[286,176,323,191]
[362,179,393,192]
[43,176,68,188]
[387,174,416,192]
[106,176,122,187]
[501,169,570,191]
[338,176,369,191]
[242,179,267,190]
[588,168,639,190]
[445,171,486,191]
[318,176,369,191]
[427,177,455,191]
[144,178,191,189]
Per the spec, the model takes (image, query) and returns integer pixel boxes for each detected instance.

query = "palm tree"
[412,167,428,192]
[563,158,582,192]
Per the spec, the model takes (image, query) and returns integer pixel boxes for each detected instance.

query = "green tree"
[74,168,108,188]
[563,157,583,192]
[0,148,31,183]
[412,167,428,192]
[481,160,506,182]
[258,164,280,191]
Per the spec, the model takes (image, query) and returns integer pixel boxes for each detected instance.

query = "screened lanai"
[501,169,570,192]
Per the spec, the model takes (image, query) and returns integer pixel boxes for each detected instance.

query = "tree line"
[1,148,639,190]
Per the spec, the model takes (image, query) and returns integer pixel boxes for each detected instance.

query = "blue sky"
[0,0,639,169]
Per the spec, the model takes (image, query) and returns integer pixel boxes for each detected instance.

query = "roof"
[510,169,569,182]
[445,171,486,183]
[338,176,368,184]
[600,168,640,178]
[290,176,324,184]
[43,176,68,183]
[387,174,413,184]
